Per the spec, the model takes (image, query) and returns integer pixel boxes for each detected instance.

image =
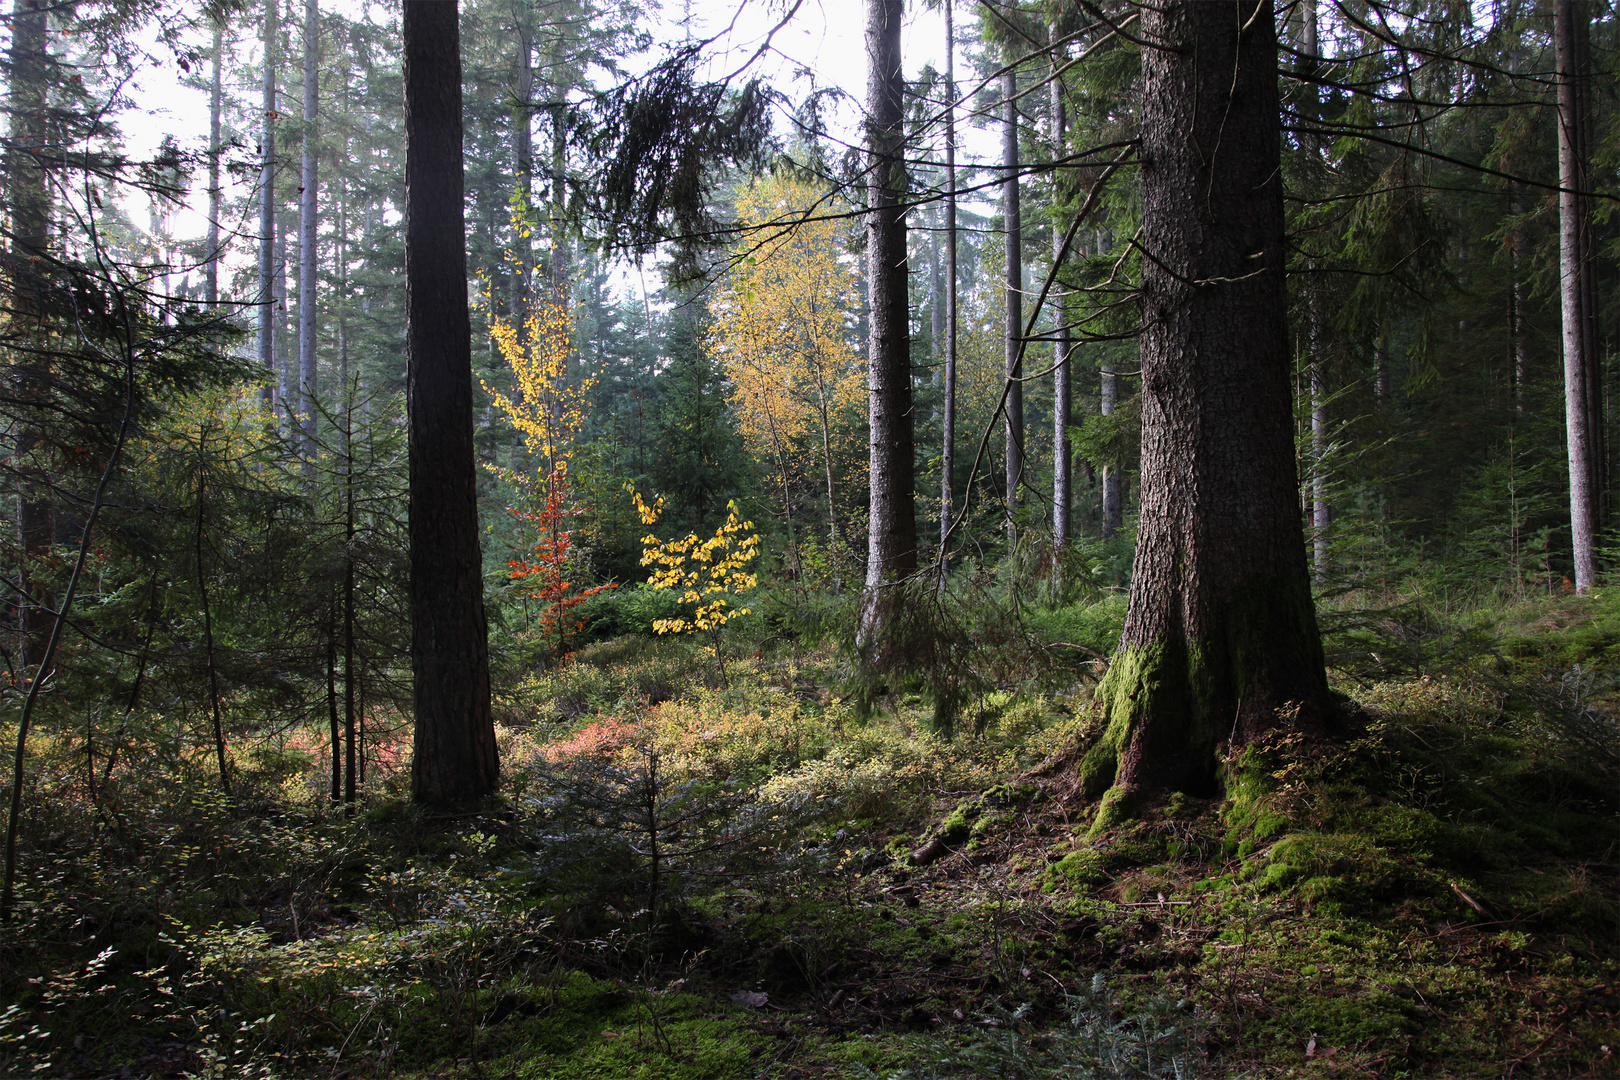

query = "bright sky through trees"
[88,0,983,300]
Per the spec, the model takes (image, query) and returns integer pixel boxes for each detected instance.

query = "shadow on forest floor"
[1,593,1616,1078]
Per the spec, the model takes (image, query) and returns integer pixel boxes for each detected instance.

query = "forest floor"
[1,590,1617,1079]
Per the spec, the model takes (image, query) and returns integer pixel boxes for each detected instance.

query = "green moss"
[1088,784,1141,836]
[1044,848,1110,892]
[1079,740,1117,798]
[477,972,767,1079]
[938,800,978,843]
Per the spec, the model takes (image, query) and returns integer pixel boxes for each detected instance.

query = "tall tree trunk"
[206,20,224,308]
[1510,188,1528,416]
[939,0,958,576]
[298,0,320,464]
[341,357,357,806]
[1079,0,1331,828]
[1301,0,1329,587]
[193,422,231,795]
[859,0,916,643]
[929,207,942,398]
[549,96,569,288]
[812,372,844,594]
[7,0,56,671]
[404,0,498,805]
[344,460,357,806]
[1099,224,1125,540]
[513,2,535,337]
[1557,0,1599,592]
[258,0,279,405]
[278,220,294,420]
[1049,22,1071,549]
[1003,68,1024,539]
[327,619,341,802]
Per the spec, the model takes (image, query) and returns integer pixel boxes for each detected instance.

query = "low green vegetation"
[1,575,1616,1078]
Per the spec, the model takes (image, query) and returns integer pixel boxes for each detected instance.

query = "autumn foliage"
[629,485,759,680]
[508,464,618,657]
[482,285,592,477]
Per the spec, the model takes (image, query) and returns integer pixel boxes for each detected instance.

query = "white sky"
[106,0,999,295]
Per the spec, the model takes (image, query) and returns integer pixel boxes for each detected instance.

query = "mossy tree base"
[1081,1,1335,831]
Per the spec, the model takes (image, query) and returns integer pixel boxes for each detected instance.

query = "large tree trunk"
[859,0,916,642]
[1002,68,1024,538]
[1080,0,1331,828]
[404,0,498,805]
[258,0,279,406]
[298,0,320,463]
[1557,0,1601,593]
[939,0,958,575]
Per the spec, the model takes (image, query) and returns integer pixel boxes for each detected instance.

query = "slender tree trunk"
[259,0,279,405]
[859,0,916,643]
[1374,333,1390,407]
[327,619,341,801]
[1003,68,1024,539]
[3,327,138,921]
[1574,7,1604,530]
[929,208,942,402]
[1510,188,1528,416]
[549,99,568,288]
[513,3,535,338]
[1079,0,1331,827]
[206,21,223,308]
[1557,0,1599,592]
[8,0,56,671]
[1301,0,1329,587]
[940,0,958,576]
[298,0,320,464]
[812,373,843,594]
[278,219,293,420]
[193,422,231,795]
[404,0,498,805]
[1049,23,1071,550]
[1310,342,1328,584]
[762,409,796,573]
[344,470,356,805]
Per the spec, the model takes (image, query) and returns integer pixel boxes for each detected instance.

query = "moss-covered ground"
[1,590,1615,1078]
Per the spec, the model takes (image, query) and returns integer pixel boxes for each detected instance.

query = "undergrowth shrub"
[858,974,1209,1080]
[521,742,797,936]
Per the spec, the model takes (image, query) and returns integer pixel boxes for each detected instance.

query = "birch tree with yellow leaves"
[483,286,594,480]
[707,176,866,593]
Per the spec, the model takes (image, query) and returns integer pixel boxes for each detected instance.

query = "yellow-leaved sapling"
[629,486,759,683]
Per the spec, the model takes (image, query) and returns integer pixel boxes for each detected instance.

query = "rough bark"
[404,0,498,805]
[298,0,320,462]
[1081,0,1331,828]
[1557,0,1600,593]
[1002,68,1024,537]
[258,0,279,405]
[859,0,916,641]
